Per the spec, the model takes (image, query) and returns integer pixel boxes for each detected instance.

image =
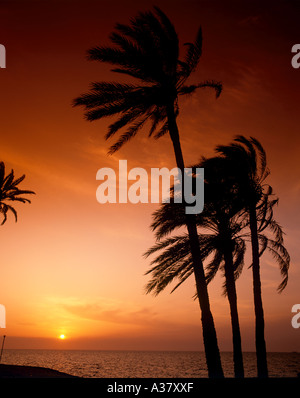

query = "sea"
[1,350,300,378]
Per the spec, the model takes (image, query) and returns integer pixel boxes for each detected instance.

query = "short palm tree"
[145,207,246,378]
[0,161,35,224]
[73,7,223,377]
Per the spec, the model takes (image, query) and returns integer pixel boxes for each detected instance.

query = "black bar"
[0,377,299,395]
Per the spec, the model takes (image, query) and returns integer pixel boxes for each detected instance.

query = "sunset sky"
[0,0,299,352]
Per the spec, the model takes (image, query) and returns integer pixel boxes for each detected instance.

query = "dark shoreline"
[0,364,77,378]
[0,363,299,382]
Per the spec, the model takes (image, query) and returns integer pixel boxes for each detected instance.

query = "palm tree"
[145,154,289,378]
[214,136,289,377]
[146,156,247,378]
[145,207,246,378]
[0,161,35,224]
[73,7,223,377]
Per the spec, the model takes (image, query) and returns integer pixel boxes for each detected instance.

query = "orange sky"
[0,0,299,352]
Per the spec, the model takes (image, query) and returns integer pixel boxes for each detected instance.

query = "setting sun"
[59,334,66,340]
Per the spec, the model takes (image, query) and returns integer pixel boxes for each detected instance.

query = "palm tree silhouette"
[214,136,290,377]
[0,162,35,224]
[145,152,289,378]
[73,7,223,377]
[145,205,246,378]
[146,157,246,378]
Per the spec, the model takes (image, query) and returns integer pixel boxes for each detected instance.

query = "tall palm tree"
[214,136,289,378]
[73,7,223,377]
[0,161,35,224]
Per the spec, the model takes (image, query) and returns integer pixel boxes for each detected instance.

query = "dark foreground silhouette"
[0,364,76,378]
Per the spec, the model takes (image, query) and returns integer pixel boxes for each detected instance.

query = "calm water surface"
[2,350,300,378]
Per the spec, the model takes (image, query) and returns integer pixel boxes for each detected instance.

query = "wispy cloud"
[1,143,93,196]
[46,296,161,327]
[63,301,159,326]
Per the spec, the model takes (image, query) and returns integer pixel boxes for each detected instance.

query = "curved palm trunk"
[223,245,244,378]
[249,205,268,378]
[166,104,224,378]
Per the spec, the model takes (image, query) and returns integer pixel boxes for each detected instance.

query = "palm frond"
[8,174,26,189]
[267,238,290,293]
[144,232,218,297]
[0,205,8,225]
[169,267,194,293]
[73,82,136,109]
[148,109,166,137]
[144,234,188,258]
[108,114,148,154]
[196,81,223,98]
[233,135,258,178]
[183,26,202,75]
[153,121,169,139]
[250,136,269,182]
[151,202,185,240]
[205,249,223,284]
[232,238,246,279]
[0,165,35,224]
[105,108,144,140]
[3,170,15,191]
